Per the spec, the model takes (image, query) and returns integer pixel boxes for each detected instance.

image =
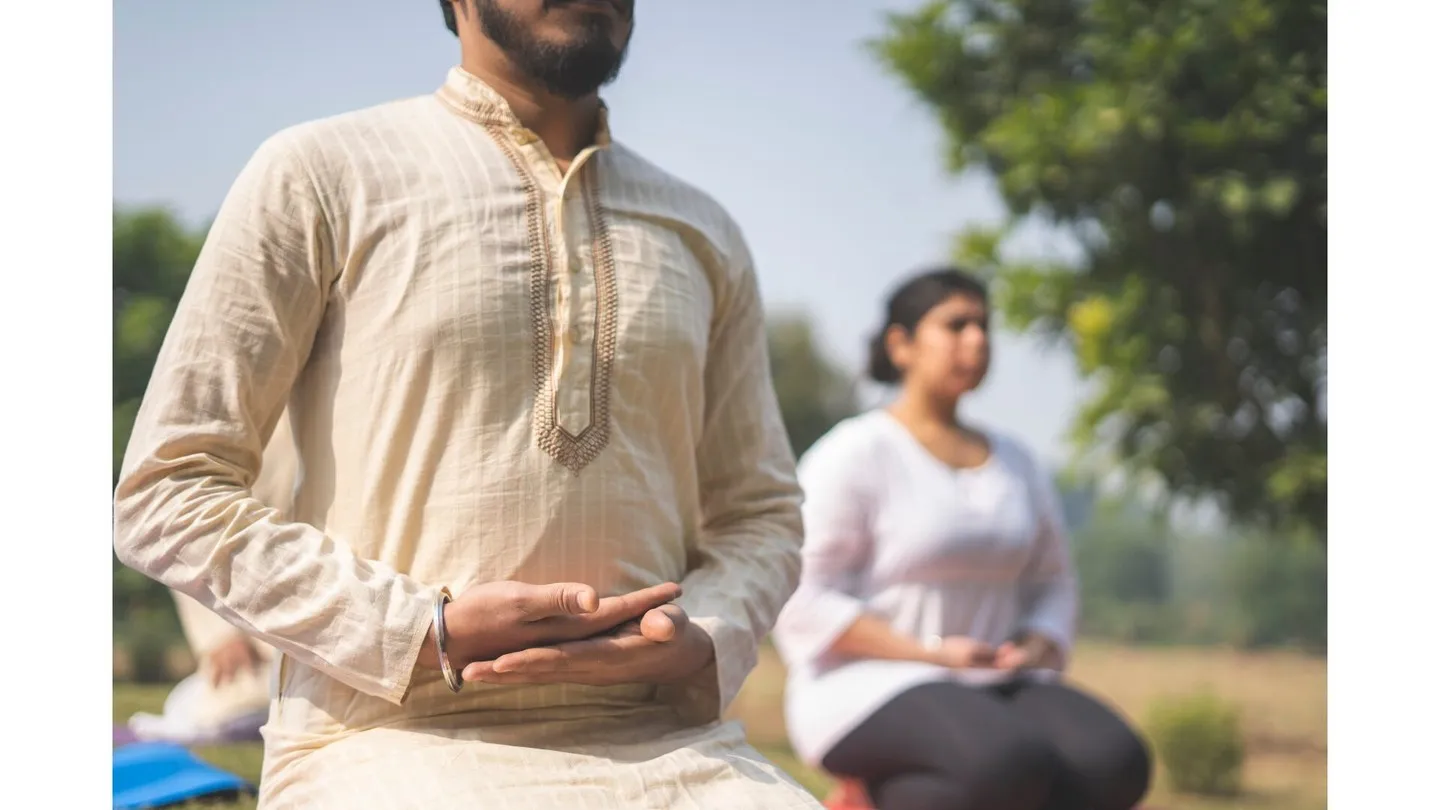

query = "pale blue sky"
[114,0,1086,464]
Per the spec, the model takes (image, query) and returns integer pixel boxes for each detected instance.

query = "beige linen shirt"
[114,68,807,802]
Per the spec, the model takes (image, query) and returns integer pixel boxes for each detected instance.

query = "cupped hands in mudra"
[923,632,1064,672]
[416,580,715,688]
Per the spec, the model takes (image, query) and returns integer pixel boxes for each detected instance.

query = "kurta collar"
[436,66,612,147]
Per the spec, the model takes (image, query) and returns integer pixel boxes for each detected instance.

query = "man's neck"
[461,45,602,165]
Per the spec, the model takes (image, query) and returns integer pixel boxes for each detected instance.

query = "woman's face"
[888,293,991,399]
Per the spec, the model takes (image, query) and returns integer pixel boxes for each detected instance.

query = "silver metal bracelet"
[433,588,463,693]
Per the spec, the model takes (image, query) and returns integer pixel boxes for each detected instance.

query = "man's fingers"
[609,620,643,637]
[518,582,680,646]
[488,633,650,675]
[463,661,506,682]
[639,604,688,643]
[593,582,682,624]
[519,582,599,619]
[501,634,645,670]
[463,663,613,686]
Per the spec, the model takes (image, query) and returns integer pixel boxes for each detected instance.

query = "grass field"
[113,641,1325,809]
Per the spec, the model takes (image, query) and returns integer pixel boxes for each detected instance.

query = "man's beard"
[475,0,632,100]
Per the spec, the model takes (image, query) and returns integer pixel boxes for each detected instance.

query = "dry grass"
[114,642,1325,809]
[1065,643,1326,810]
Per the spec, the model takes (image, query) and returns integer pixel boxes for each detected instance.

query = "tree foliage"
[767,313,859,459]
[114,207,206,628]
[1071,496,1325,652]
[873,0,1326,534]
[113,207,204,481]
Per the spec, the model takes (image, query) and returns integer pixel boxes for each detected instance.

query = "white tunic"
[771,410,1078,766]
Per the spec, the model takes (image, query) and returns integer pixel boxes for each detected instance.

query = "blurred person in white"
[772,268,1152,810]
[112,1,818,807]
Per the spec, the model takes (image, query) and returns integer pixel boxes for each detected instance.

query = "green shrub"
[1146,691,1245,796]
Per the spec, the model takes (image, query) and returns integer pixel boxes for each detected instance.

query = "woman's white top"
[771,410,1078,766]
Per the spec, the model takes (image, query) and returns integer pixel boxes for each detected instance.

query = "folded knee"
[965,733,1060,810]
[1071,727,1154,810]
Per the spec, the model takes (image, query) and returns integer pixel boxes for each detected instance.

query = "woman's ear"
[884,324,911,377]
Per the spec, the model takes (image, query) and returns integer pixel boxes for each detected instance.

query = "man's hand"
[416,580,683,672]
[204,635,264,688]
[994,632,1064,671]
[459,604,715,686]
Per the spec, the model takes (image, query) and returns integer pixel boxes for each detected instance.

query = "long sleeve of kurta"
[1014,459,1079,659]
[661,245,804,724]
[770,427,874,668]
[173,409,297,658]
[112,133,438,706]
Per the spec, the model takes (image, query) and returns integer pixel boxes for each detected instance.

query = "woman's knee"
[1071,723,1153,810]
[962,730,1061,810]
[869,773,968,810]
[872,735,1058,810]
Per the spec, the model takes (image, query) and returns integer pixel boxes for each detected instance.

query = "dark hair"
[441,0,459,36]
[867,267,989,384]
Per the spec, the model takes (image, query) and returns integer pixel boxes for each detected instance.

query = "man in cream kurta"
[113,2,817,807]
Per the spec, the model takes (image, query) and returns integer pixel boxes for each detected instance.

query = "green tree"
[1220,527,1326,652]
[1071,498,1179,643]
[114,206,205,481]
[767,312,859,458]
[873,0,1326,534]
[114,206,206,648]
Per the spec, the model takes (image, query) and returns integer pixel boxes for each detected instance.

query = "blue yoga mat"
[113,742,253,809]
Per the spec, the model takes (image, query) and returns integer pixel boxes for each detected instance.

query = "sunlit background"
[113,3,1326,808]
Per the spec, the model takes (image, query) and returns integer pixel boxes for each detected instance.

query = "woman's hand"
[460,604,715,686]
[925,635,997,669]
[416,580,683,672]
[994,632,1064,671]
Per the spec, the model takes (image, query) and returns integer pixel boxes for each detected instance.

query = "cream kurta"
[114,67,817,809]
[171,416,292,666]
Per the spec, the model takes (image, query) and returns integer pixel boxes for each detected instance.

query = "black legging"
[820,680,1152,810]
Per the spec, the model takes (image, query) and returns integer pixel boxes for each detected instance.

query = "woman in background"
[773,268,1151,810]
